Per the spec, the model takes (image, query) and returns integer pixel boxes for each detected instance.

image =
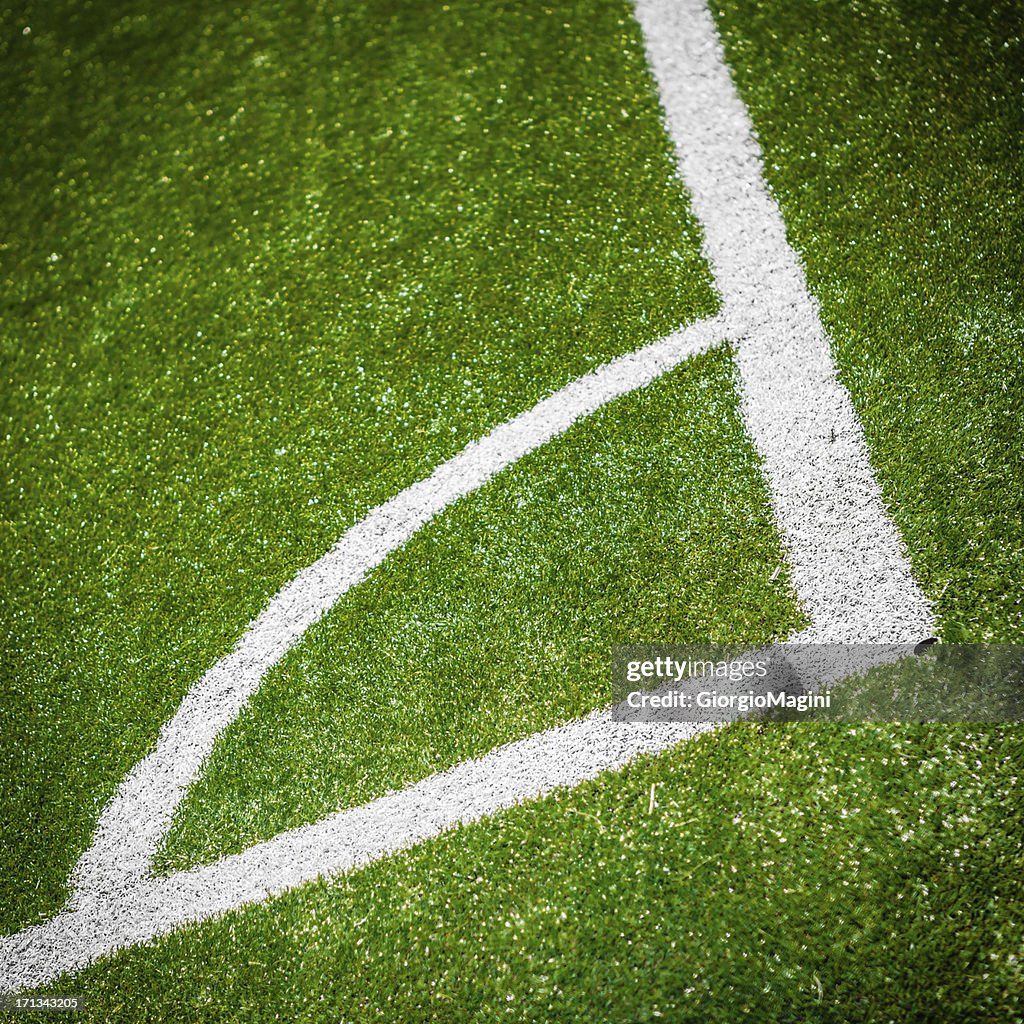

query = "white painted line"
[1,644,918,993]
[0,0,936,992]
[634,0,935,646]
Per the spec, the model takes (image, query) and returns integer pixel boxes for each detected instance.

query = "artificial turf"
[155,346,803,873]
[2,0,1023,1018]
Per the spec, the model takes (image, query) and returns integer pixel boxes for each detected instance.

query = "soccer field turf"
[1,0,1022,1019]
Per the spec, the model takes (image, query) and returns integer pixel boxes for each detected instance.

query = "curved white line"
[70,314,727,906]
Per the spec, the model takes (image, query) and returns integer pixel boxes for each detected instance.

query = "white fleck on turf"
[0,0,934,992]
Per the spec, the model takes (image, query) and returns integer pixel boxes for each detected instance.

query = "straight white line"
[3,645,917,993]
[634,0,935,646]
[0,0,936,993]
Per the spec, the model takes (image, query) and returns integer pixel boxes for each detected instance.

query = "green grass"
[713,0,1024,642]
[41,725,1024,1023]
